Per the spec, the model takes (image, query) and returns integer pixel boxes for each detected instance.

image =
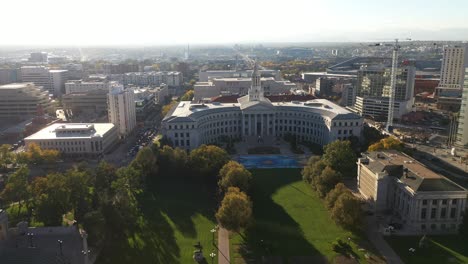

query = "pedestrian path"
[217,227,230,264]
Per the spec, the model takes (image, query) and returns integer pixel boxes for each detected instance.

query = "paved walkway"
[217,227,230,264]
[365,216,404,264]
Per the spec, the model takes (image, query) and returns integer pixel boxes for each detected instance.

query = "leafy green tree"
[158,145,188,173]
[65,168,91,221]
[31,173,71,226]
[110,166,143,225]
[82,210,106,246]
[130,147,158,182]
[322,140,357,177]
[1,166,30,216]
[301,156,326,184]
[218,161,252,193]
[216,187,252,232]
[313,166,341,198]
[189,144,230,178]
[94,161,117,194]
[330,192,363,230]
[325,183,349,209]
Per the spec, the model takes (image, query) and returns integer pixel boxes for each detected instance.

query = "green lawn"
[97,177,219,264]
[230,169,381,263]
[386,235,468,264]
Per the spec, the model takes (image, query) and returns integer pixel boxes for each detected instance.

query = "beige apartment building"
[358,150,467,234]
[25,123,118,157]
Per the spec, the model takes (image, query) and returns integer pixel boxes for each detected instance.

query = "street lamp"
[209,252,216,264]
[210,228,217,246]
[58,239,63,256]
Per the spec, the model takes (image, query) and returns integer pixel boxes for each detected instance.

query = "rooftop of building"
[0,224,85,264]
[302,72,356,78]
[0,83,38,90]
[361,150,466,193]
[49,70,68,73]
[25,123,115,140]
[164,98,360,122]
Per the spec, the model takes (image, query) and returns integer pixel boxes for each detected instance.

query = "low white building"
[25,123,118,157]
[163,64,363,150]
[65,80,110,94]
[123,71,183,87]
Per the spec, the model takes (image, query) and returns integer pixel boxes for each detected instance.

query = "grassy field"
[230,169,382,263]
[386,235,468,264]
[97,177,219,264]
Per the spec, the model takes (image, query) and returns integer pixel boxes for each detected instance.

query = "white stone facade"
[358,150,467,234]
[25,123,118,157]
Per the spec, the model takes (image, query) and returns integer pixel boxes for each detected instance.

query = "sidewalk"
[217,227,230,264]
[365,216,404,264]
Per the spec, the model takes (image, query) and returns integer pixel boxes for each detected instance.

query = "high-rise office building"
[456,67,468,147]
[435,44,468,111]
[107,83,136,138]
[49,70,68,96]
[21,66,68,96]
[351,65,415,120]
[29,52,48,63]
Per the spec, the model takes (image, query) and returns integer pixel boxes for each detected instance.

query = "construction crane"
[371,38,411,132]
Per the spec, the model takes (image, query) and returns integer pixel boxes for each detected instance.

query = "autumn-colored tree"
[313,166,341,198]
[216,187,252,232]
[42,149,60,164]
[325,183,350,209]
[0,144,14,170]
[162,101,178,117]
[218,161,252,193]
[330,192,363,230]
[368,137,404,152]
[301,156,326,184]
[180,90,194,101]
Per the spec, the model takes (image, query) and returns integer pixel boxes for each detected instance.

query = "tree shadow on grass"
[238,169,326,263]
[97,196,180,264]
[148,176,218,238]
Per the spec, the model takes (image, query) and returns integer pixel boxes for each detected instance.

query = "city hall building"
[162,65,363,150]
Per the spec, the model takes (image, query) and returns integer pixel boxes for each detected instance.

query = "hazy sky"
[2,0,468,45]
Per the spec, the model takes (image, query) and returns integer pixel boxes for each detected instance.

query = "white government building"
[162,64,363,150]
[25,123,118,157]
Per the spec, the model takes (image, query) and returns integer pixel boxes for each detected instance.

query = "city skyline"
[1,0,468,46]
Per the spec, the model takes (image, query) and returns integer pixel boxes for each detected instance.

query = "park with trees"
[1,136,466,264]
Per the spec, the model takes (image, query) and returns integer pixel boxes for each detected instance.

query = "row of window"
[422,199,458,206]
[39,140,87,146]
[421,223,460,231]
[421,207,458,220]
[174,139,190,147]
